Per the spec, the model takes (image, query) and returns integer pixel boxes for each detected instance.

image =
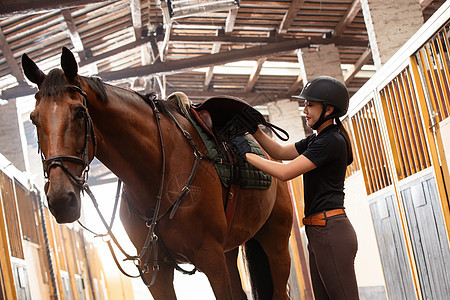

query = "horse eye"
[74,106,86,120]
[30,110,38,125]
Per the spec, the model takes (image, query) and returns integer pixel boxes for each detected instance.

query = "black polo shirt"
[294,125,348,217]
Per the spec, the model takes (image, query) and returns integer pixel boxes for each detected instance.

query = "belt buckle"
[317,211,327,226]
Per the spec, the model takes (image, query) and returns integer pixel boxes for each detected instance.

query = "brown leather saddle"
[189,96,289,142]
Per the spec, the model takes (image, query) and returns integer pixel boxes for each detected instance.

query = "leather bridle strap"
[41,85,96,188]
[43,155,88,186]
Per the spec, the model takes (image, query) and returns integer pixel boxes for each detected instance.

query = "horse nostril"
[67,191,79,210]
[46,190,81,223]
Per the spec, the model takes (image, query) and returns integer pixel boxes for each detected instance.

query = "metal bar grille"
[351,100,392,194]
[415,23,450,123]
[379,67,431,180]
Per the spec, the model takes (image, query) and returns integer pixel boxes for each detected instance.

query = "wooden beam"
[344,48,372,85]
[169,34,369,47]
[130,0,142,39]
[0,0,117,17]
[225,8,238,33]
[61,9,87,59]
[79,36,151,66]
[98,38,315,81]
[245,57,266,93]
[204,42,222,90]
[0,28,26,84]
[278,0,306,34]
[158,24,172,62]
[334,0,361,37]
[155,76,166,99]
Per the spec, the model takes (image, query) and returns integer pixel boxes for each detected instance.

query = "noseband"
[40,85,96,188]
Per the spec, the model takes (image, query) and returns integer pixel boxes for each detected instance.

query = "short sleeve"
[295,135,314,155]
[302,135,341,167]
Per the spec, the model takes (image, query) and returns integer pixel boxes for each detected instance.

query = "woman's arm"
[246,152,316,181]
[252,128,299,160]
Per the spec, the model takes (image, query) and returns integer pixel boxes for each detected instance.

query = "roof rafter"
[204,42,222,90]
[278,0,306,34]
[225,8,238,33]
[0,0,117,17]
[334,0,361,37]
[0,28,26,84]
[344,48,372,85]
[168,35,369,47]
[130,0,142,39]
[245,57,266,93]
[61,9,87,59]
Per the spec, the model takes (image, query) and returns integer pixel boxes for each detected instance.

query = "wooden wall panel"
[0,170,24,259]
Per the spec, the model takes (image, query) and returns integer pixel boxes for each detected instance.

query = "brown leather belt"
[302,208,345,226]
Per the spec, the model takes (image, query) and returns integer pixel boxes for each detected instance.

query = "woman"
[232,76,359,299]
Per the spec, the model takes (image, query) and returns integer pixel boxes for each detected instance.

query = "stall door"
[400,174,450,299]
[369,193,416,299]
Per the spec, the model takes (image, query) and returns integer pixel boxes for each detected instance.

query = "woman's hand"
[230,136,251,160]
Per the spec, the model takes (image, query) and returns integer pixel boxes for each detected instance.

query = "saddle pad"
[170,93,271,190]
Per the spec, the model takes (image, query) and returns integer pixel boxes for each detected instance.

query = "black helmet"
[293,76,349,118]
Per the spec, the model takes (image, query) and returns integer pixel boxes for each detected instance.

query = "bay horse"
[22,47,293,299]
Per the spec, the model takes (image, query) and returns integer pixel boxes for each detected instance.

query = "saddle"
[189,95,289,142]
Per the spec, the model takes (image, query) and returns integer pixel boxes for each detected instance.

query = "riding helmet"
[293,76,349,118]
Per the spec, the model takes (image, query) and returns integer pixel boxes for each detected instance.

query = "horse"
[22,47,293,300]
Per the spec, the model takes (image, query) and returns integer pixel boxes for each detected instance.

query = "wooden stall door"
[369,193,416,299]
[400,174,450,299]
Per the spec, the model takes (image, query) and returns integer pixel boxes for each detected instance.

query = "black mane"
[83,75,108,103]
[138,92,181,116]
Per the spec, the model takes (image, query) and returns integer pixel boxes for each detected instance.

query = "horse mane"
[82,75,108,103]
[138,92,181,117]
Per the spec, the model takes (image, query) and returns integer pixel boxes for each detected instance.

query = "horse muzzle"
[46,180,81,223]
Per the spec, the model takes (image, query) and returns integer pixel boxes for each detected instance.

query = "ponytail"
[335,118,353,165]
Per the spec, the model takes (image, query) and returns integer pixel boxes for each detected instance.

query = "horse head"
[22,47,95,223]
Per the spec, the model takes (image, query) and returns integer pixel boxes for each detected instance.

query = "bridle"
[40,85,96,188]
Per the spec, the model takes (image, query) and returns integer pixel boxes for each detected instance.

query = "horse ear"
[61,47,78,79]
[22,53,46,86]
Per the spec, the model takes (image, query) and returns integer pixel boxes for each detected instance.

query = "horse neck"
[83,83,165,194]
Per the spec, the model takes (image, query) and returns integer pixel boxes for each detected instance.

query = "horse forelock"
[39,69,67,98]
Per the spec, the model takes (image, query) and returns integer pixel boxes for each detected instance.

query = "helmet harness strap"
[312,103,330,130]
